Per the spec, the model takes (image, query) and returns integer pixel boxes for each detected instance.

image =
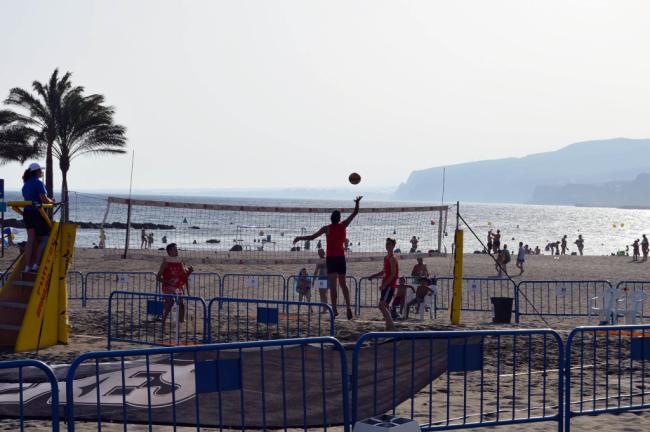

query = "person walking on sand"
[516,242,525,275]
[156,243,193,331]
[561,235,568,255]
[369,237,398,330]
[293,196,362,320]
[642,235,649,262]
[575,235,584,256]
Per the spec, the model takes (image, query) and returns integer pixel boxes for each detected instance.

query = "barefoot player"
[293,196,362,319]
[369,237,398,330]
[156,243,193,331]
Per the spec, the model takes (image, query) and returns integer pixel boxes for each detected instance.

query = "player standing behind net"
[156,243,194,331]
[293,196,362,320]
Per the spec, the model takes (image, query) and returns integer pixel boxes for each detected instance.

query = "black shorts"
[380,287,395,304]
[326,256,346,275]
[23,209,50,237]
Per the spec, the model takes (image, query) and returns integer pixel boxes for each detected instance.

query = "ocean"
[2,191,649,256]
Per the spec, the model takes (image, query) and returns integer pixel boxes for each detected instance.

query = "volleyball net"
[101,197,449,264]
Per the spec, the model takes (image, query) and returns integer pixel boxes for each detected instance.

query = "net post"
[437,208,444,253]
[122,198,132,259]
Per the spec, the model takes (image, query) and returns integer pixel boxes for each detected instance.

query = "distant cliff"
[532,173,650,207]
[394,138,650,204]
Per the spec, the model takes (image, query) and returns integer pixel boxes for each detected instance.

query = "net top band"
[107,197,449,214]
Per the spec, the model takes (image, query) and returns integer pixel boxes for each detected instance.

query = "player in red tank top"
[156,243,193,331]
[293,196,362,319]
[369,237,398,331]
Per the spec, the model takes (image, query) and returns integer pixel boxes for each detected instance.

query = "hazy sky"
[1,0,649,192]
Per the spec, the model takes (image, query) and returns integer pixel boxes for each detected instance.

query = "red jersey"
[161,257,188,294]
[326,223,346,257]
[382,254,398,288]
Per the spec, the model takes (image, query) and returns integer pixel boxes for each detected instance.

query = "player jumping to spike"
[293,196,362,319]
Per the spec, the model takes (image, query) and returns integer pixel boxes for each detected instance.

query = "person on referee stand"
[293,196,362,320]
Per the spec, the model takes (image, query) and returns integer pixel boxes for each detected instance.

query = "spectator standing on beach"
[409,236,418,253]
[575,235,584,256]
[534,246,541,255]
[561,235,568,255]
[492,230,501,254]
[411,257,429,278]
[313,248,329,307]
[369,237,398,330]
[293,196,361,320]
[516,242,525,275]
[147,232,154,249]
[140,228,147,249]
[632,239,640,261]
[295,268,313,311]
[486,230,493,254]
[642,235,649,262]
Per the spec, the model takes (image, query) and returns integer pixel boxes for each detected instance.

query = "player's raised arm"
[293,226,328,244]
[343,196,363,227]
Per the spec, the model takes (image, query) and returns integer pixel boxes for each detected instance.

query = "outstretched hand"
[354,196,363,205]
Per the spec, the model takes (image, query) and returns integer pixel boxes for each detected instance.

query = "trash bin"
[491,297,513,324]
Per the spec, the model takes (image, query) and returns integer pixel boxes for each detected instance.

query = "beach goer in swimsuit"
[516,241,525,275]
[632,239,640,262]
[293,196,362,319]
[486,230,493,254]
[21,163,54,273]
[156,243,193,330]
[404,277,434,319]
[313,248,329,310]
[295,268,313,311]
[141,228,147,249]
[369,237,398,330]
[561,235,568,255]
[575,235,584,256]
[642,235,649,262]
[411,257,429,279]
[492,230,501,254]
[392,276,414,319]
[409,236,418,253]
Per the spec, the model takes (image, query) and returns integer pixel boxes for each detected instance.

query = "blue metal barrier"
[616,281,650,318]
[67,271,85,304]
[286,274,357,312]
[65,337,350,431]
[0,359,60,431]
[186,272,221,299]
[221,273,286,302]
[351,329,563,431]
[207,297,334,343]
[565,325,650,431]
[84,271,158,302]
[516,280,612,320]
[108,291,208,349]
[436,277,517,313]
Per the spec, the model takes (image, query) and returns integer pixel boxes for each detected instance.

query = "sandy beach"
[1,248,650,431]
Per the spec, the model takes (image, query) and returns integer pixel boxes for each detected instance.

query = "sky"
[1,0,649,193]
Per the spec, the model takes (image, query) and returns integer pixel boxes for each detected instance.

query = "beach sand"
[1,248,650,430]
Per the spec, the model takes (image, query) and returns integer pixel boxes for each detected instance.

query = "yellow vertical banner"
[57,223,77,343]
[450,229,463,325]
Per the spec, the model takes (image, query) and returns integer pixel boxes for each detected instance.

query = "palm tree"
[0,110,39,164]
[54,92,127,221]
[5,69,81,198]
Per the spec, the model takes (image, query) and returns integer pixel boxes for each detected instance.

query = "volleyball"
[348,172,361,185]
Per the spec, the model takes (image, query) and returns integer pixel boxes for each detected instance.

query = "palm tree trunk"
[45,140,54,218]
[60,156,70,223]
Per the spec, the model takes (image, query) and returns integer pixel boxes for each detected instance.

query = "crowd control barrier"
[85,271,158,302]
[221,273,286,302]
[516,280,612,320]
[565,325,650,431]
[185,272,221,299]
[67,271,85,303]
[207,297,334,343]
[107,291,208,349]
[0,359,60,431]
[286,274,357,310]
[437,277,517,314]
[65,337,350,431]
[351,329,564,431]
[616,280,650,319]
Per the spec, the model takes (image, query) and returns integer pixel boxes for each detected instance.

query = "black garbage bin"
[491,297,513,324]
